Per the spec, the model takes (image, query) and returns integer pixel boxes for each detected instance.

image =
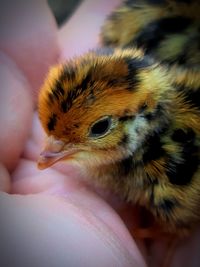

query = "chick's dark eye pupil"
[90,118,111,137]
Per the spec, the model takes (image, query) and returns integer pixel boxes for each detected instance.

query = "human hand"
[0,1,199,267]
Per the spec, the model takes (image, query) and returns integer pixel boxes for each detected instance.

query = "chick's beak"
[37,136,77,170]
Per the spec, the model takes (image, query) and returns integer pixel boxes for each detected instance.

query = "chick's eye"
[89,116,112,138]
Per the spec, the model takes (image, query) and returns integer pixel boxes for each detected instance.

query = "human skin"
[0,1,199,267]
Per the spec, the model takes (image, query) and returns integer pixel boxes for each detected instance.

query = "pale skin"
[0,1,199,266]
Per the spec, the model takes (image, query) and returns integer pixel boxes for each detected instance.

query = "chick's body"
[38,0,200,237]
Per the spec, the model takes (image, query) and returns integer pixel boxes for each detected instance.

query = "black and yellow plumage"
[38,0,200,240]
[101,0,200,68]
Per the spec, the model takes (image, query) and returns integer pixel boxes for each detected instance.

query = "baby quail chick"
[38,47,200,236]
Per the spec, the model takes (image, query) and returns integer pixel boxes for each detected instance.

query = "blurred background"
[48,0,83,26]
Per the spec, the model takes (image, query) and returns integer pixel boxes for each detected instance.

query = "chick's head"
[38,48,165,171]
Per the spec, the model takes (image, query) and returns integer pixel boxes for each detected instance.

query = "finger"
[0,0,59,99]
[59,0,122,59]
[0,52,33,171]
[0,193,146,267]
